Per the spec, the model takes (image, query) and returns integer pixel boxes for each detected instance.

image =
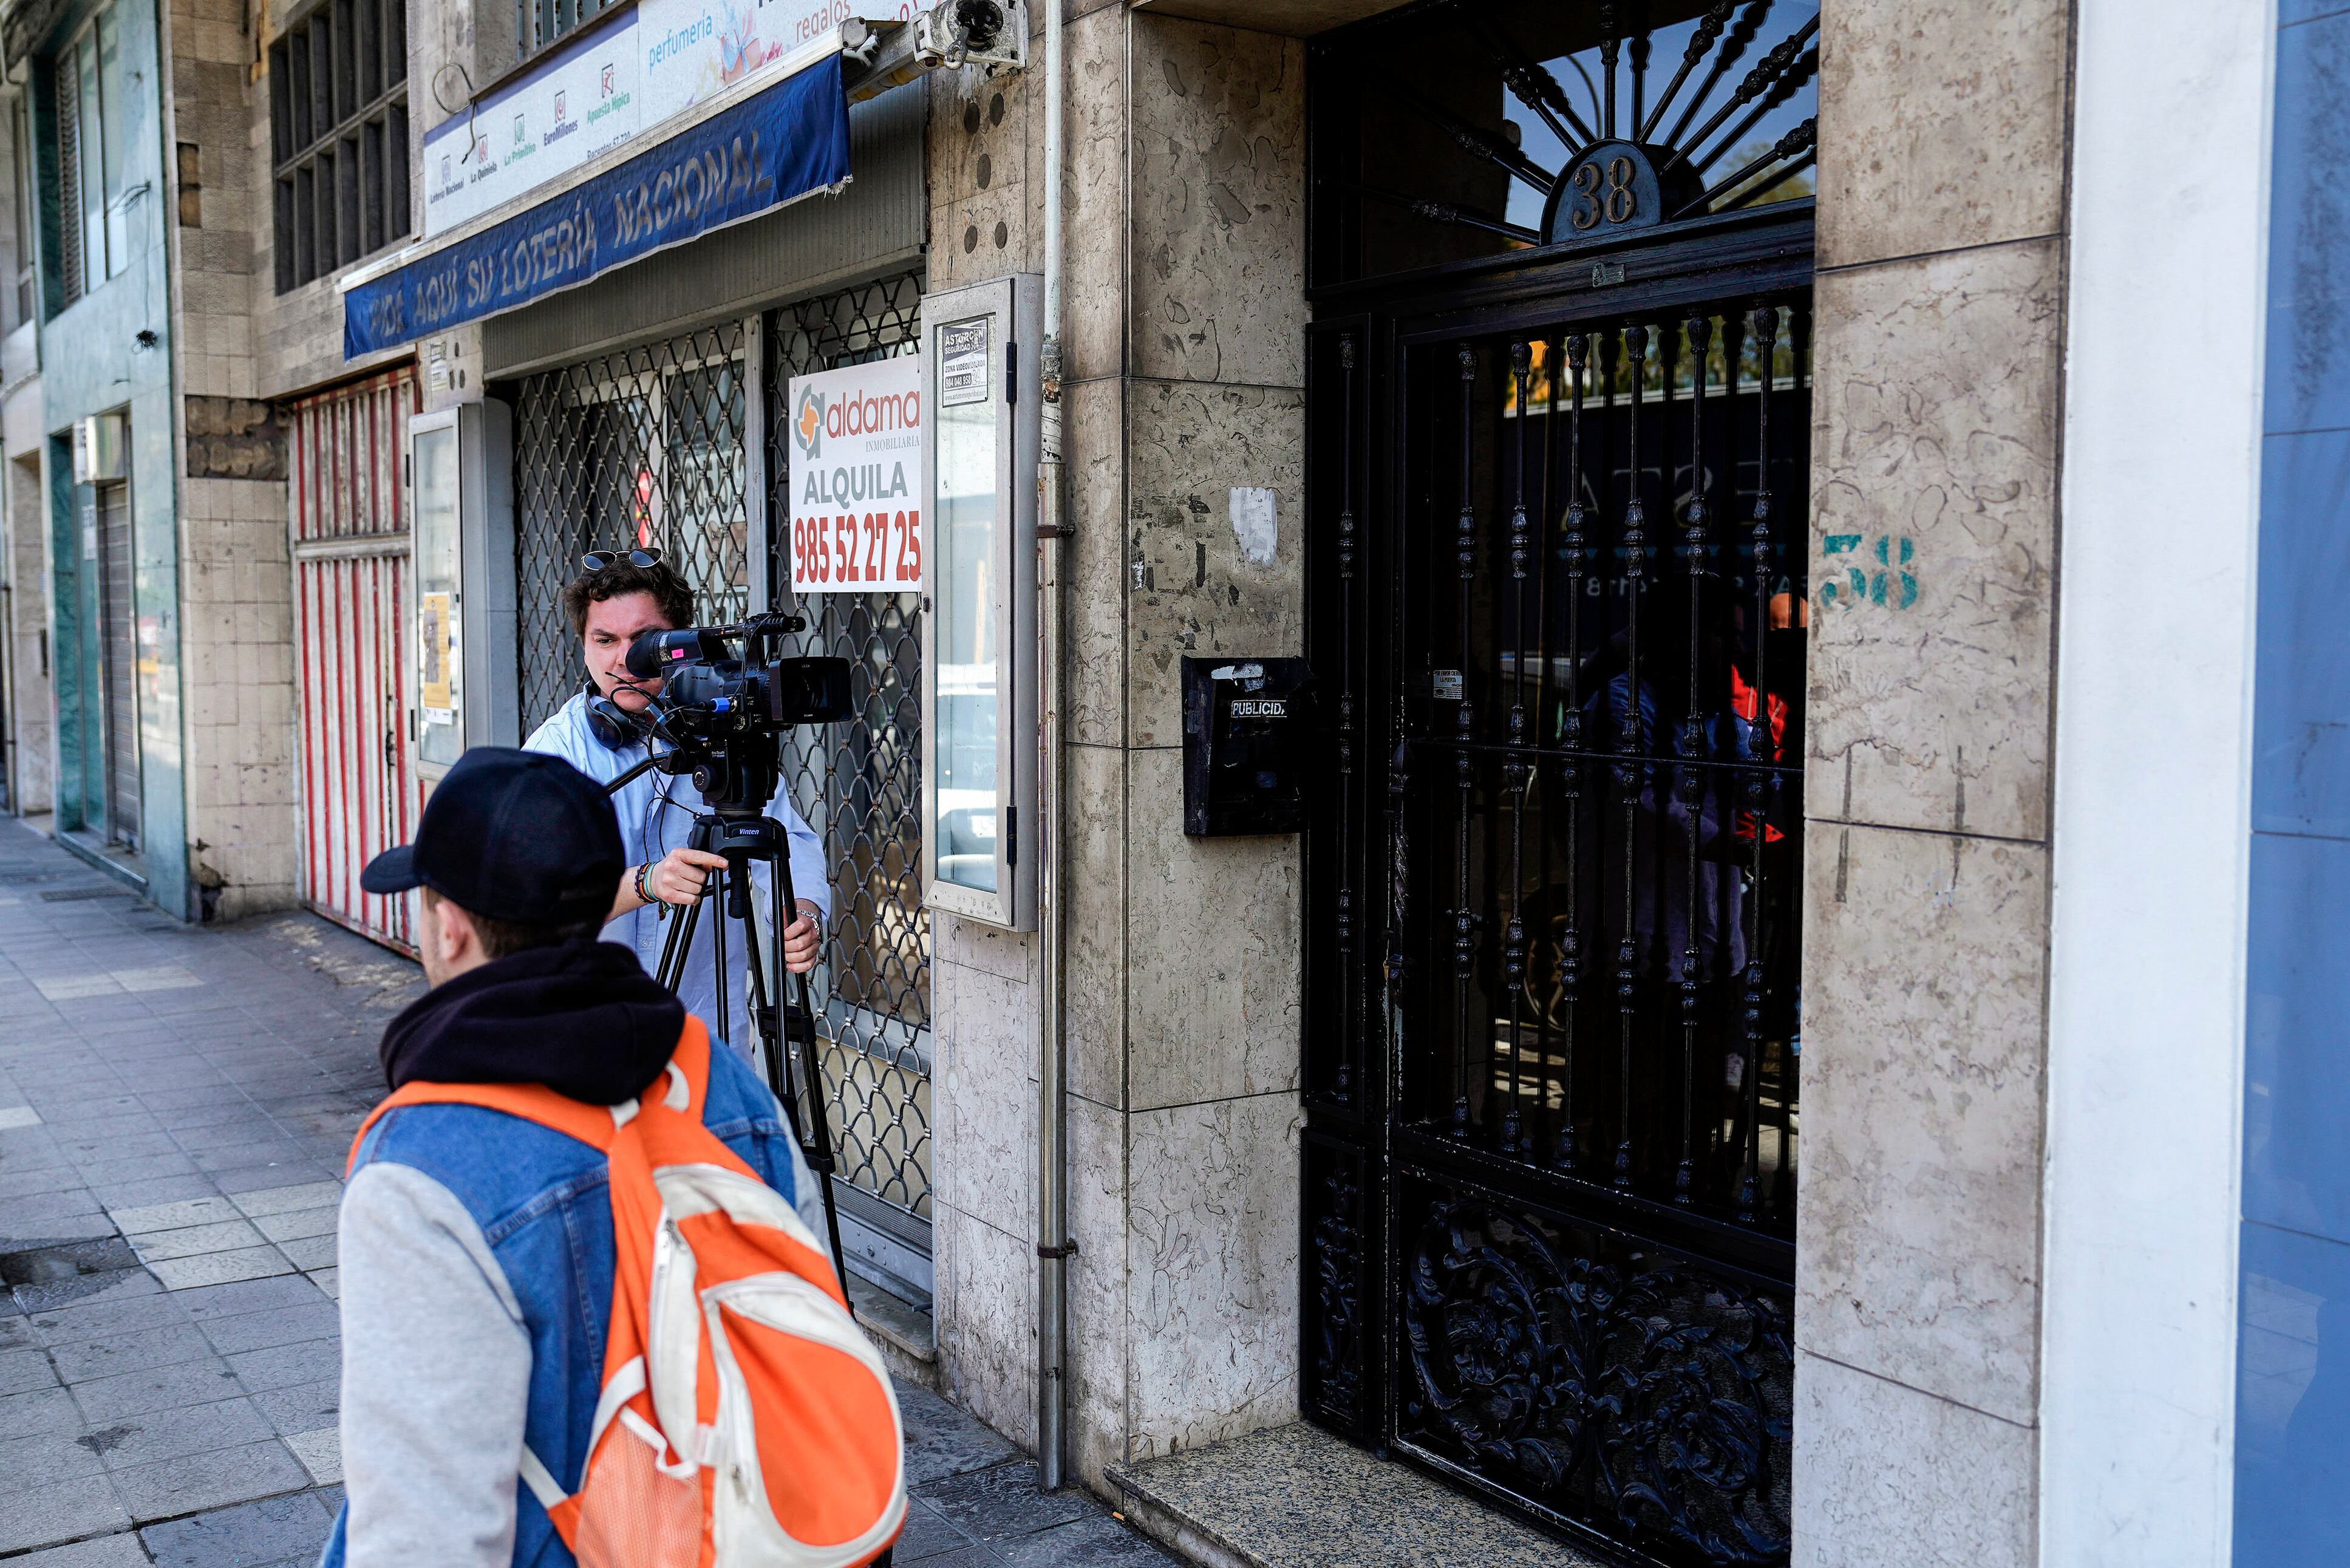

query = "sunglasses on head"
[579,547,666,571]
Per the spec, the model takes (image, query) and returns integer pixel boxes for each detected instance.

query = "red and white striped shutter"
[290,366,419,952]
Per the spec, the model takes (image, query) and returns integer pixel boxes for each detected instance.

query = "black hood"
[381,939,684,1105]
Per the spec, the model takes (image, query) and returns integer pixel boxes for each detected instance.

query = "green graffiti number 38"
[1569,157,1639,231]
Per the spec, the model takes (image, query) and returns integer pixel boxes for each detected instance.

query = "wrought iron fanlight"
[1347,1,1819,250]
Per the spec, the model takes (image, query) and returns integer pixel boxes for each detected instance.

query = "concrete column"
[924,4,1309,1498]
[1794,3,2076,1563]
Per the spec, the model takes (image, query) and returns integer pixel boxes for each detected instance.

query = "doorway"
[93,479,137,850]
[1300,5,1817,1564]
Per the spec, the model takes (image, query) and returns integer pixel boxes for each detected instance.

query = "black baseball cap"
[361,747,622,924]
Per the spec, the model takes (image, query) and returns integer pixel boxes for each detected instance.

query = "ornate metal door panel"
[1301,11,1817,1561]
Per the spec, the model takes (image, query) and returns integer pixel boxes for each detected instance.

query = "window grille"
[50,60,77,305]
[270,0,409,293]
[517,0,618,64]
[50,7,123,305]
[13,98,36,324]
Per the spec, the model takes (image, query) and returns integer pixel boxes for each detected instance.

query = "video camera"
[621,613,854,814]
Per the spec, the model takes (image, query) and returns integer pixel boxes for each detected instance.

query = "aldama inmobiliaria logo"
[794,385,825,462]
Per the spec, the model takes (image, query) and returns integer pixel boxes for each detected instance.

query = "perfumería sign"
[787,353,923,593]
[421,0,929,238]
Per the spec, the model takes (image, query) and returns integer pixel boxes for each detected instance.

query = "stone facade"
[1794,1,2078,1561]
[924,3,1311,1493]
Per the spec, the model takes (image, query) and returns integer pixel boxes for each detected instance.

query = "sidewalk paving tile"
[918,1463,1098,1543]
[250,1377,339,1436]
[29,1292,191,1346]
[276,1235,335,1271]
[197,1300,339,1356]
[0,1343,61,1393]
[110,1195,245,1235]
[0,1429,109,1490]
[0,1476,134,1555]
[148,1247,295,1291]
[996,1515,1180,1567]
[47,1323,216,1383]
[112,1437,312,1523]
[67,1357,246,1423]
[175,1273,330,1321]
[2,1385,97,1435]
[5,1530,152,1566]
[284,1426,341,1485]
[251,1205,337,1243]
[0,1105,42,1129]
[141,1490,336,1568]
[81,1395,279,1470]
[126,1218,267,1261]
[228,1338,341,1394]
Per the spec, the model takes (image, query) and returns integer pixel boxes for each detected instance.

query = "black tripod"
[647,806,851,1293]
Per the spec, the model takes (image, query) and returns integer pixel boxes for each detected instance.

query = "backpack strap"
[345,1016,712,1176]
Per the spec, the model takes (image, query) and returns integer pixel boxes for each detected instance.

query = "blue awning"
[343,52,849,359]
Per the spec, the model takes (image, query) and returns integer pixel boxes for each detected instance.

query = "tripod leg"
[652,820,718,994]
[769,850,853,1301]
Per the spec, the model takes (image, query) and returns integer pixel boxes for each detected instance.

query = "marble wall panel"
[935,958,1040,1242]
[1065,2,1129,386]
[935,1202,1041,1453]
[1125,378,1304,748]
[1065,741,1129,1110]
[927,63,1031,213]
[1066,1090,1130,1487]
[1125,1091,1302,1461]
[1791,1350,2035,1568]
[1817,0,2072,270]
[1125,748,1300,1110]
[938,912,1038,986]
[1796,819,2049,1425]
[931,184,1034,294]
[1805,238,2063,842]
[1066,374,1128,750]
[1128,17,1305,390]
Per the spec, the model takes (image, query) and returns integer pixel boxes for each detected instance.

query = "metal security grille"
[513,319,749,734]
[764,273,932,1253]
[508,276,932,1272]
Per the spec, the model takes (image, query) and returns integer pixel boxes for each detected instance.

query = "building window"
[270,0,408,293]
[53,4,127,307]
[518,0,615,63]
[12,98,33,325]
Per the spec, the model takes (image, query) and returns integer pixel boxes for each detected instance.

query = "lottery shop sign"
[786,354,924,593]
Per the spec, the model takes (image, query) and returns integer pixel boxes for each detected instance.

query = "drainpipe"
[1034,0,1073,1497]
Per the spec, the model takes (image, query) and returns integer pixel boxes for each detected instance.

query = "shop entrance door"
[1299,7,1819,1564]
[94,480,138,850]
[290,366,418,949]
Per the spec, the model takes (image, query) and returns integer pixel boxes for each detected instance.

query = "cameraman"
[523,550,829,1059]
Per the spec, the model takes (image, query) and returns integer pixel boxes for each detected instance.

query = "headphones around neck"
[583,678,655,750]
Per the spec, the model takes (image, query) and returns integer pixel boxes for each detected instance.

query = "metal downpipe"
[1035,0,1072,1496]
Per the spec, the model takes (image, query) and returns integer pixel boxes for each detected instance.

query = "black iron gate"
[1301,7,1816,1564]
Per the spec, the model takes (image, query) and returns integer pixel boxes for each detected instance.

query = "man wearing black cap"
[322,746,827,1568]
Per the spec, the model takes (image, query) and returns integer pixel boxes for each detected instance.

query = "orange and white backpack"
[351,1018,907,1567]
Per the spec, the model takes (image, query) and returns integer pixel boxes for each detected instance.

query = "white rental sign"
[787,354,924,593]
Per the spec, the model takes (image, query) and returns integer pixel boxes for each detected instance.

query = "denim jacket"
[319,1039,811,1567]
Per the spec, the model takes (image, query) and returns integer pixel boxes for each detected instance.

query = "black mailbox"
[1182,656,1316,836]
